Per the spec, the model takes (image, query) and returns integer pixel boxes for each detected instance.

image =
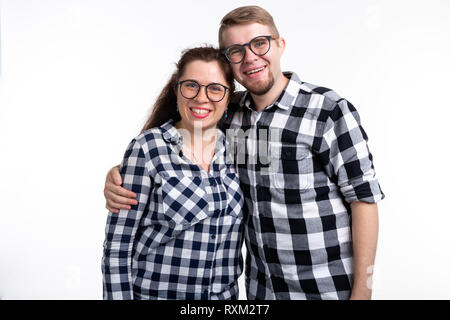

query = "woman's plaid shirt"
[102,120,244,300]
[222,72,385,300]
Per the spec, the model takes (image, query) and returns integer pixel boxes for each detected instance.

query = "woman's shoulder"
[126,122,174,160]
[135,119,176,144]
[128,130,160,153]
[137,127,165,143]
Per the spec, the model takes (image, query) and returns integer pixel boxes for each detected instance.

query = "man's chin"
[245,78,274,96]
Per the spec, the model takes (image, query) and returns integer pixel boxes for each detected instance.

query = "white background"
[0,0,449,299]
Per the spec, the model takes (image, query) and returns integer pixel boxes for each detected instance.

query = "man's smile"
[243,65,267,79]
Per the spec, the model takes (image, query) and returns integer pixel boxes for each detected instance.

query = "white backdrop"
[0,0,449,300]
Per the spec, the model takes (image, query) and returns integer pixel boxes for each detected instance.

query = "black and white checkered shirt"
[222,72,384,300]
[102,120,244,300]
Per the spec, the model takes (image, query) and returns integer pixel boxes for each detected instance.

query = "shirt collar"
[160,119,182,145]
[239,71,302,112]
[160,119,226,157]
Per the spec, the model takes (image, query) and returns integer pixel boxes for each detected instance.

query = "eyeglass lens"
[227,36,271,63]
[180,81,226,102]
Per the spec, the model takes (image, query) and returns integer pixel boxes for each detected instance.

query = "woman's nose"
[194,86,209,102]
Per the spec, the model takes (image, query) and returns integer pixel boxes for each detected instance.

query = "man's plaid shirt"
[222,72,384,300]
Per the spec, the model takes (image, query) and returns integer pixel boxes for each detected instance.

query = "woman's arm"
[102,138,151,299]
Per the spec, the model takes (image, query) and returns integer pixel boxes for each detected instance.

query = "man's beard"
[243,72,275,96]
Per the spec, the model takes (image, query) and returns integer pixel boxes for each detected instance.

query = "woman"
[102,47,244,300]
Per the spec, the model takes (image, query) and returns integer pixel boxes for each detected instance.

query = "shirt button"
[211,235,216,239]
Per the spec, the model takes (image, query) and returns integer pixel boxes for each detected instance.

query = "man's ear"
[277,37,286,54]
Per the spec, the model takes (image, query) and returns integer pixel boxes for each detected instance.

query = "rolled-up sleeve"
[317,99,384,204]
[101,138,151,299]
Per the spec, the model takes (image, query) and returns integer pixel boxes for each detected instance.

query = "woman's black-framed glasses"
[177,80,229,102]
[222,35,278,64]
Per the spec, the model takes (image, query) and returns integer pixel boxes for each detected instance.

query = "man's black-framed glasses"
[177,80,229,102]
[222,35,278,64]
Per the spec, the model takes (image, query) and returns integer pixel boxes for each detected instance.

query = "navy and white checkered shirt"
[102,120,244,300]
[222,72,384,300]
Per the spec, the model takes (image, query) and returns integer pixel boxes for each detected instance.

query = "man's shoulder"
[218,90,246,130]
[297,80,344,108]
[230,90,246,104]
[297,80,360,126]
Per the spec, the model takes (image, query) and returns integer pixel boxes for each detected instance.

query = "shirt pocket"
[269,143,312,192]
[161,175,210,227]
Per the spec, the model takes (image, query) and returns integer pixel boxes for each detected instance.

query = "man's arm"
[315,98,384,300]
[104,165,138,213]
[349,201,379,300]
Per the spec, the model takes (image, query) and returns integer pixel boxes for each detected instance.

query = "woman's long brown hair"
[140,46,235,133]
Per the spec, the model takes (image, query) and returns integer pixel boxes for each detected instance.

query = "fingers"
[106,187,138,205]
[106,204,119,213]
[105,182,137,199]
[106,200,131,212]
[105,188,137,211]
[105,167,137,198]
[106,165,123,186]
[112,165,122,185]
[104,165,138,213]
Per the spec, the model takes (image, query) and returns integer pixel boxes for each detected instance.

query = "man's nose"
[243,45,258,64]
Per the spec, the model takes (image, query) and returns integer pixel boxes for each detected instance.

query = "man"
[104,6,384,300]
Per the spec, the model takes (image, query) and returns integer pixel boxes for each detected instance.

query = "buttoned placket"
[172,130,229,299]
[200,165,229,297]
[243,99,282,294]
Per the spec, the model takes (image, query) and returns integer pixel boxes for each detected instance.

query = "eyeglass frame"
[176,79,230,102]
[221,35,279,64]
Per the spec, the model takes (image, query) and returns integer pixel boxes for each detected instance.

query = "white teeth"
[246,66,265,75]
[191,108,210,115]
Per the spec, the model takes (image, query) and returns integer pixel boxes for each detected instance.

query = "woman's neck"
[175,122,217,149]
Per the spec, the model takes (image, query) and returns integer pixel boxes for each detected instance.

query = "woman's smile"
[189,106,213,119]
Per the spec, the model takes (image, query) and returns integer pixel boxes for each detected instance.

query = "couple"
[102,6,384,300]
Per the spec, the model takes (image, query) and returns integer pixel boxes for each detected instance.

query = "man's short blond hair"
[218,6,280,49]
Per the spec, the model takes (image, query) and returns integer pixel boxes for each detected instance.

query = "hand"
[104,165,138,213]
